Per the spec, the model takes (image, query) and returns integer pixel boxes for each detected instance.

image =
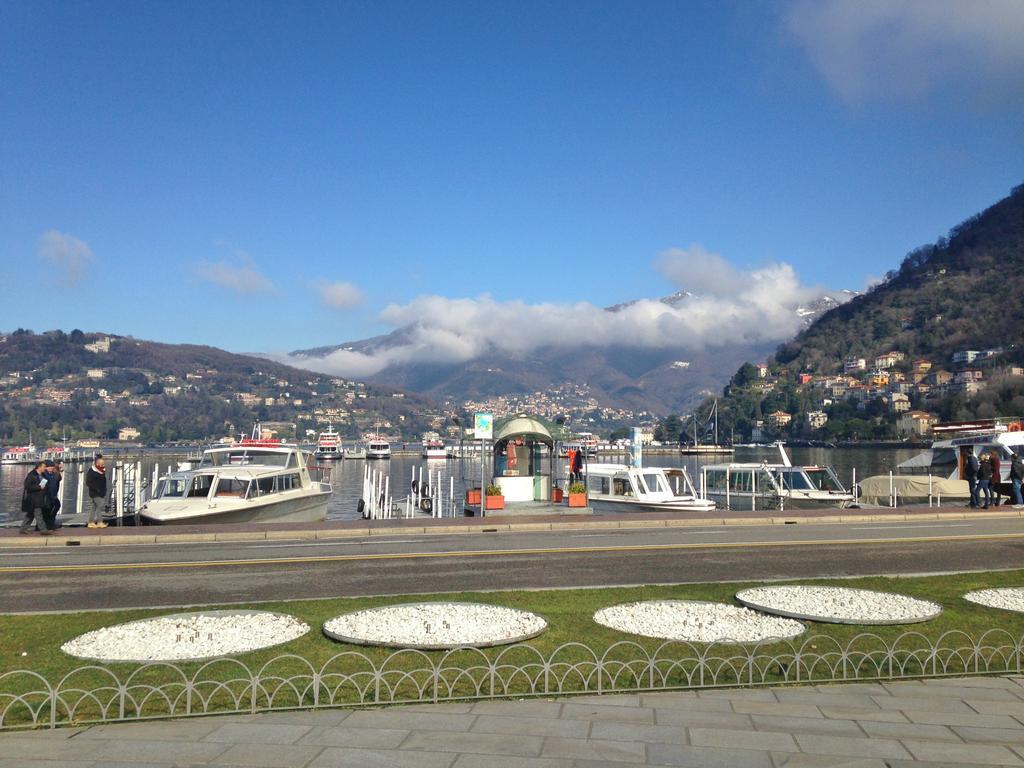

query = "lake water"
[0,445,922,526]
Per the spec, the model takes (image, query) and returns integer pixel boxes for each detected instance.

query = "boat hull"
[706,491,853,510]
[589,497,717,514]
[140,491,329,525]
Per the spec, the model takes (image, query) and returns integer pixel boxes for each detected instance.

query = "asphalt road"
[3,518,1023,613]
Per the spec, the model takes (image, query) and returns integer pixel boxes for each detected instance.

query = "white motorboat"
[584,463,716,513]
[701,444,853,510]
[313,424,342,461]
[139,437,331,525]
[366,437,391,460]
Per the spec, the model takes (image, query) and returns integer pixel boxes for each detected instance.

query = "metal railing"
[2,629,1021,730]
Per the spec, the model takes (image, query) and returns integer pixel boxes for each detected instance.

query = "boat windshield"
[157,476,189,498]
[200,449,292,468]
[640,472,668,495]
[804,468,844,492]
[776,469,813,491]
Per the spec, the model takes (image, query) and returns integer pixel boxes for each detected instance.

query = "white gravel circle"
[61,610,310,662]
[964,588,1024,613]
[323,602,548,649]
[592,600,805,644]
[735,586,942,625]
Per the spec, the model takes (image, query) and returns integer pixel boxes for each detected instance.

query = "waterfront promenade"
[6,676,1024,766]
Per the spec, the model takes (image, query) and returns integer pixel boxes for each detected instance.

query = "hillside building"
[806,410,828,429]
[767,410,792,428]
[952,350,980,365]
[844,358,866,374]
[897,411,937,438]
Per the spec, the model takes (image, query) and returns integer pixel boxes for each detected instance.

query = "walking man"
[1011,453,1024,508]
[965,451,980,508]
[978,453,993,510]
[19,461,52,535]
[85,454,109,529]
[43,459,62,530]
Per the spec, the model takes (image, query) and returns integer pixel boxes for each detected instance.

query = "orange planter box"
[465,489,481,505]
[551,488,564,503]
[567,492,587,508]
[485,495,505,510]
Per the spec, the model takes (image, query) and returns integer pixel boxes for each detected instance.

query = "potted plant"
[551,481,564,503]
[567,482,587,508]
[485,483,505,510]
[465,486,482,505]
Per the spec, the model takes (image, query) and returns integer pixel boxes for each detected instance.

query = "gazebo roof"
[493,415,554,446]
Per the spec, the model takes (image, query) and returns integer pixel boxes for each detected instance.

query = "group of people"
[963,450,1024,509]
[19,454,110,534]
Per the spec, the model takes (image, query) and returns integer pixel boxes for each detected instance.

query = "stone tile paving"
[5,676,1024,765]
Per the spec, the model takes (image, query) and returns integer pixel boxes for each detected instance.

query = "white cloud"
[289,246,846,378]
[37,231,94,285]
[784,0,1024,104]
[194,252,275,295]
[315,280,364,310]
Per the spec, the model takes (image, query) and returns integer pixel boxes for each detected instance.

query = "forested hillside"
[691,182,1024,443]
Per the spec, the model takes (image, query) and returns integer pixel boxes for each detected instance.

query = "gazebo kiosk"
[492,415,556,503]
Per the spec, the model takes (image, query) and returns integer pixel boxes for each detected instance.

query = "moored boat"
[139,433,331,525]
[584,463,716,513]
[313,424,343,461]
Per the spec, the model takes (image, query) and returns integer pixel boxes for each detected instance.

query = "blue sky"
[2,0,1022,368]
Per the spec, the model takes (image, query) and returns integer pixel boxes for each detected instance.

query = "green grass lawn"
[2,570,1023,727]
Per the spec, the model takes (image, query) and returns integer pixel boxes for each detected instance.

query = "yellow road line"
[1,531,1023,574]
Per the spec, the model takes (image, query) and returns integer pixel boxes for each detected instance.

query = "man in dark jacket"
[85,454,109,529]
[43,459,62,529]
[965,452,980,508]
[20,461,52,534]
[978,454,993,509]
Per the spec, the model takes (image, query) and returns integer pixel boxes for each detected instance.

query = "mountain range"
[290,291,851,415]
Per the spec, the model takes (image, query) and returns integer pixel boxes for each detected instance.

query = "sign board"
[474,412,493,440]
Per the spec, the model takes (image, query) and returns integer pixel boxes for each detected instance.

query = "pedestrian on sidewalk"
[19,461,53,535]
[990,451,1003,506]
[965,451,980,508]
[43,459,62,530]
[1011,453,1024,507]
[978,453,993,509]
[85,454,109,529]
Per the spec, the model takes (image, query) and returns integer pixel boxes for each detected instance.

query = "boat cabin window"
[158,476,189,498]
[251,477,276,496]
[187,474,214,498]
[640,473,667,495]
[278,473,302,492]
[613,478,633,496]
[776,470,812,491]
[805,468,843,492]
[588,476,610,494]
[215,477,249,498]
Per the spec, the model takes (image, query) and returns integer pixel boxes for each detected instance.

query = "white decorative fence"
[2,630,1021,730]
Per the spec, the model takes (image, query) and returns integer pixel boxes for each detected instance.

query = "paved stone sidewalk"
[5,676,1024,766]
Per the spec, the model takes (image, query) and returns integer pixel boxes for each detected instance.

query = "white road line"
[1,550,71,556]
[851,523,975,531]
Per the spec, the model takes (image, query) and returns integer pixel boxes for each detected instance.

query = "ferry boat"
[366,437,391,460]
[313,424,343,461]
[422,439,447,460]
[584,464,716,513]
[140,431,331,525]
[855,418,1022,506]
[701,444,853,510]
[1,444,38,465]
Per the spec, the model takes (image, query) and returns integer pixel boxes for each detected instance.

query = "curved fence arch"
[2,629,1021,730]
